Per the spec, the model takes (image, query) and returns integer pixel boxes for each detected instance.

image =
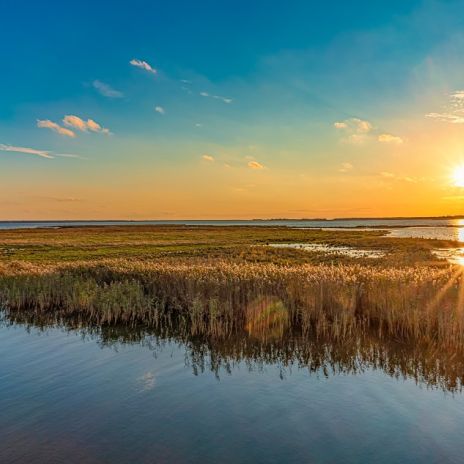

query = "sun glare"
[452,165,464,187]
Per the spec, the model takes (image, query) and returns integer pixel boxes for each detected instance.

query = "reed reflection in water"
[3,303,464,463]
[3,300,463,393]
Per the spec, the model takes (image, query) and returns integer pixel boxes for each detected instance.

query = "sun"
[452,165,464,187]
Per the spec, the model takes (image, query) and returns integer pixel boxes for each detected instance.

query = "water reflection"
[269,243,384,259]
[457,219,464,242]
[388,221,464,242]
[432,247,464,265]
[2,306,464,393]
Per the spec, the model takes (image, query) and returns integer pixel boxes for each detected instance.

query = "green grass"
[0,225,459,265]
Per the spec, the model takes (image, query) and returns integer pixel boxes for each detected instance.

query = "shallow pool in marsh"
[1,315,464,464]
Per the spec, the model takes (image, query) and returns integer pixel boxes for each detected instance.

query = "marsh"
[2,225,464,462]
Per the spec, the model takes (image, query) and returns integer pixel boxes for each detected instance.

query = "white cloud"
[335,118,403,145]
[63,115,110,134]
[130,58,157,74]
[426,112,464,124]
[202,154,214,162]
[155,106,165,115]
[195,123,203,127]
[54,153,87,160]
[0,144,84,161]
[92,80,123,98]
[344,134,369,145]
[200,91,232,104]
[248,160,264,169]
[37,119,76,138]
[451,90,464,100]
[0,144,53,159]
[426,90,464,124]
[338,162,353,173]
[354,119,372,133]
[334,118,372,134]
[378,133,404,144]
[334,118,373,144]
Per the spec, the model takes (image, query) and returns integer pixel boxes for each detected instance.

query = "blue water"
[4,219,464,241]
[1,218,464,229]
[1,319,463,463]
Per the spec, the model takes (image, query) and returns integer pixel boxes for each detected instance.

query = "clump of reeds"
[1,259,464,347]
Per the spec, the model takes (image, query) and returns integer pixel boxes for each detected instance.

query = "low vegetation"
[1,225,464,352]
[0,224,458,265]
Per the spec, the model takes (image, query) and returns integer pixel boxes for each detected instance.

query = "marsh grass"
[0,225,457,265]
[2,258,464,348]
[2,226,464,356]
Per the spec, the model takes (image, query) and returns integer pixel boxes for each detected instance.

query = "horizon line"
[2,215,464,223]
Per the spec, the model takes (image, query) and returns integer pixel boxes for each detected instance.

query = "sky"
[2,0,464,219]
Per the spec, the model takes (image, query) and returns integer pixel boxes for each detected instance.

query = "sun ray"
[427,266,463,313]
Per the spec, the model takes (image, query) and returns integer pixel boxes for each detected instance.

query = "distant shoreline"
[2,215,464,223]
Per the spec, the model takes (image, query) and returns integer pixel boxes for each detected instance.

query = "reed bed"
[1,259,464,347]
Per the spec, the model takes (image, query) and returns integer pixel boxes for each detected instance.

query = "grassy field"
[1,225,464,349]
[0,224,459,265]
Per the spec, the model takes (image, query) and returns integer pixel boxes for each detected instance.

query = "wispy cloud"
[36,196,84,203]
[334,118,372,134]
[248,160,264,169]
[54,153,88,160]
[130,58,157,74]
[344,134,370,145]
[334,118,403,145]
[37,119,76,138]
[426,90,464,124]
[334,118,372,144]
[155,106,165,115]
[338,162,353,173]
[63,115,110,134]
[378,133,404,144]
[0,144,84,160]
[200,91,232,104]
[0,144,54,159]
[380,171,421,183]
[92,80,123,98]
[202,154,214,162]
[426,112,464,124]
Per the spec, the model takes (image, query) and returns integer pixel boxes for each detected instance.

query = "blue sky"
[2,0,464,219]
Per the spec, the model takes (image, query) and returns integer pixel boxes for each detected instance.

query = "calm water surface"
[4,219,464,242]
[1,315,464,463]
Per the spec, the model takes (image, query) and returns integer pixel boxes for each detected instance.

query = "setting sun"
[452,165,464,188]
